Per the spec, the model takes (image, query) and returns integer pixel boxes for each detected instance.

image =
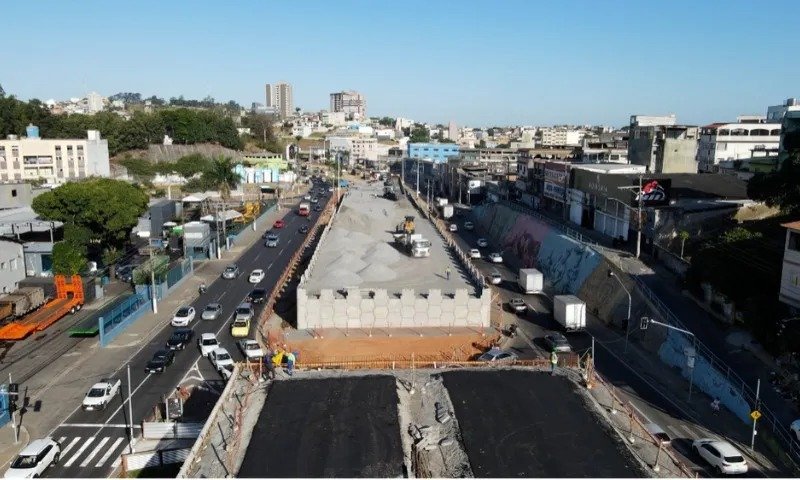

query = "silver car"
[544,332,572,353]
[222,264,239,279]
[201,303,222,320]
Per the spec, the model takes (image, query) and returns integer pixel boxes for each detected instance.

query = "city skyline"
[2,0,798,127]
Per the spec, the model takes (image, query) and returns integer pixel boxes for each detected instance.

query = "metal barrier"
[0,384,9,428]
[122,447,190,474]
[142,421,203,440]
[98,293,151,347]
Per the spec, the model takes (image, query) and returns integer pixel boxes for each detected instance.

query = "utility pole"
[416,158,420,198]
[149,246,158,314]
[636,174,643,259]
[750,378,760,449]
[127,364,135,453]
[9,373,18,444]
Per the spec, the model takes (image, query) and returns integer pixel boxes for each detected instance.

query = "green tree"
[409,124,430,143]
[52,242,87,275]
[748,152,800,214]
[201,156,239,199]
[378,117,395,127]
[102,247,123,278]
[32,178,149,249]
[678,230,690,259]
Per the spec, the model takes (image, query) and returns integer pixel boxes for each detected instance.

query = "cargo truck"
[0,287,46,323]
[517,268,544,294]
[298,202,310,216]
[0,275,84,340]
[553,295,586,331]
[396,233,431,257]
[440,204,454,219]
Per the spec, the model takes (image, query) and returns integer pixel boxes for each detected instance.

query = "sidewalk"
[0,201,297,470]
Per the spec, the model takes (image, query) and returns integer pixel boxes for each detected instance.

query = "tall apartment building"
[767,98,800,123]
[628,117,699,173]
[697,118,781,173]
[0,126,110,185]
[265,82,293,119]
[330,91,366,120]
[540,128,582,147]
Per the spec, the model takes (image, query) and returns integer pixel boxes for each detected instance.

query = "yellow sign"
[750,410,761,421]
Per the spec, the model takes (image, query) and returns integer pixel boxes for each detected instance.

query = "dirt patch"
[286,329,499,363]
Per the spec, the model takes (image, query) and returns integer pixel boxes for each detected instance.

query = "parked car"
[508,298,527,313]
[249,269,266,283]
[265,235,279,247]
[247,288,267,304]
[478,348,518,363]
[313,204,323,212]
[464,221,474,230]
[222,264,239,279]
[299,225,310,234]
[116,265,134,283]
[644,423,672,446]
[691,439,748,475]
[145,349,175,373]
[469,248,481,259]
[201,303,222,320]
[488,271,502,285]
[310,197,319,204]
[273,219,285,229]
[543,332,572,353]
[238,339,265,360]
[488,252,503,263]
[4,438,61,478]
[171,306,196,327]
[477,238,489,248]
[166,328,195,350]
[210,347,235,371]
[449,223,458,232]
[81,379,121,411]
[198,333,220,357]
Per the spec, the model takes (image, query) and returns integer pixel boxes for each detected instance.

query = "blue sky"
[3,0,797,127]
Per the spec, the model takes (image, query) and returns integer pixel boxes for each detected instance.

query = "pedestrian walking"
[285,351,296,376]
[550,350,558,376]
[710,398,721,415]
[263,353,276,380]
[446,267,451,281]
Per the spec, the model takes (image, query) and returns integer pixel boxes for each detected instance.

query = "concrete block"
[440,300,455,313]
[320,289,335,301]
[413,310,429,327]
[401,305,415,324]
[400,289,416,305]
[362,310,375,328]
[428,289,442,305]
[414,298,428,313]
[440,310,454,325]
[373,289,389,306]
[374,305,389,320]
[454,305,468,320]
[346,305,360,322]
[360,299,375,315]
[333,301,348,329]
[346,288,361,305]
[428,305,442,323]
[319,303,334,324]
[386,310,402,327]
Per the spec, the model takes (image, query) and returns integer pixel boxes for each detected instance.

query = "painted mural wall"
[472,203,602,295]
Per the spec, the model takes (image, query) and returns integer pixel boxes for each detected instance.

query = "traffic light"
[8,383,19,399]
[640,317,650,330]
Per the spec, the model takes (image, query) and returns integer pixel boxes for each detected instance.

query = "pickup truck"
[82,378,121,411]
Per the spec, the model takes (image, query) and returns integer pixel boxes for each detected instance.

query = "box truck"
[441,204,454,219]
[553,295,586,331]
[517,268,544,294]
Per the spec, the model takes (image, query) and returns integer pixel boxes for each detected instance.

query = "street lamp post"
[640,317,698,401]
[149,246,158,314]
[608,270,631,353]
[615,174,644,258]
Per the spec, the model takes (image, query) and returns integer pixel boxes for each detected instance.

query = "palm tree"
[203,155,240,200]
[678,230,690,259]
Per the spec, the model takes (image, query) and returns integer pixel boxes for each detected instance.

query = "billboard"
[543,162,568,202]
[632,178,671,207]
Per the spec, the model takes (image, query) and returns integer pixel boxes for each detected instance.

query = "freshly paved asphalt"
[43,181,328,478]
[238,375,403,478]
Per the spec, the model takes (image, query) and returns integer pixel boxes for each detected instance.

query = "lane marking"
[278,248,284,256]
[64,436,95,467]
[267,262,273,270]
[60,437,81,457]
[57,436,67,444]
[95,438,124,468]
[80,436,110,467]
[61,423,141,428]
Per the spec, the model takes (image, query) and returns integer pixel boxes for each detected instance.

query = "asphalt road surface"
[442,370,644,478]
[238,375,404,478]
[42,181,328,478]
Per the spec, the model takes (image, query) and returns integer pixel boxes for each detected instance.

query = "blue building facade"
[407,143,460,164]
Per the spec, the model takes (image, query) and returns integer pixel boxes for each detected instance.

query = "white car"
[469,248,481,259]
[449,223,458,232]
[692,438,748,475]
[464,221,474,230]
[210,347,235,371]
[171,306,195,327]
[488,252,503,263]
[198,333,220,357]
[264,235,279,248]
[81,379,121,411]
[477,238,489,248]
[478,348,518,362]
[249,269,266,284]
[238,339,265,360]
[488,272,502,285]
[791,419,800,442]
[5,438,61,478]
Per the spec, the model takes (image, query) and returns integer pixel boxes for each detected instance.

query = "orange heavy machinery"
[0,275,84,341]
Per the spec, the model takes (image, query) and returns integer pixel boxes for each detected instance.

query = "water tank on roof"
[26,124,40,139]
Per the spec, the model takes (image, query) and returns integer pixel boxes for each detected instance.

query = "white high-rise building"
[86,92,105,113]
[448,121,458,141]
[330,91,366,120]
[265,82,293,119]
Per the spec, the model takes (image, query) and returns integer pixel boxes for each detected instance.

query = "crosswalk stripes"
[57,436,128,469]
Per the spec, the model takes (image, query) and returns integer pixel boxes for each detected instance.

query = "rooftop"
[301,181,474,295]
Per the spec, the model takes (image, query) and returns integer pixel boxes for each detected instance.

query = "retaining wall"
[297,287,491,330]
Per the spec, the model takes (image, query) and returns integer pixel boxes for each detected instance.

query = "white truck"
[517,268,544,294]
[397,233,431,257]
[553,295,587,331]
[81,378,122,411]
[435,197,449,207]
[440,204,454,219]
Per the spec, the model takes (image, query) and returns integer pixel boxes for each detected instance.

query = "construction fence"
[98,293,151,347]
[0,384,9,428]
[121,447,190,475]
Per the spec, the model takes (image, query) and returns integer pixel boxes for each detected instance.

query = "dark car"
[145,349,175,373]
[166,328,195,350]
[299,225,310,234]
[543,332,572,353]
[313,205,322,212]
[261,230,272,239]
[247,288,268,304]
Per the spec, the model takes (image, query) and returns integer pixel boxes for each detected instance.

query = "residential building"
[291,125,313,138]
[375,128,396,140]
[0,127,110,184]
[780,220,800,309]
[0,183,35,209]
[322,111,346,126]
[265,82,293,119]
[629,114,677,128]
[540,128,583,147]
[511,130,537,149]
[767,98,800,123]
[330,91,366,120]
[395,117,414,129]
[407,142,460,164]
[717,147,779,180]
[448,121,458,141]
[0,239,25,293]
[86,92,105,113]
[696,118,780,173]
[325,134,378,162]
[779,109,800,166]
[628,121,699,173]
[579,139,629,164]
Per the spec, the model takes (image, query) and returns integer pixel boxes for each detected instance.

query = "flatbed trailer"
[0,275,84,341]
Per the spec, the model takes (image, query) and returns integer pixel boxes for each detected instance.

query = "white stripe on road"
[57,436,67,444]
[80,436,110,467]
[64,436,95,467]
[95,438,124,467]
[59,437,81,457]
[61,423,140,428]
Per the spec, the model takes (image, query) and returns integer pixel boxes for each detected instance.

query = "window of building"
[11,189,16,197]
[788,231,800,252]
[0,262,5,270]
[10,258,16,270]
[0,146,4,155]
[11,146,19,156]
